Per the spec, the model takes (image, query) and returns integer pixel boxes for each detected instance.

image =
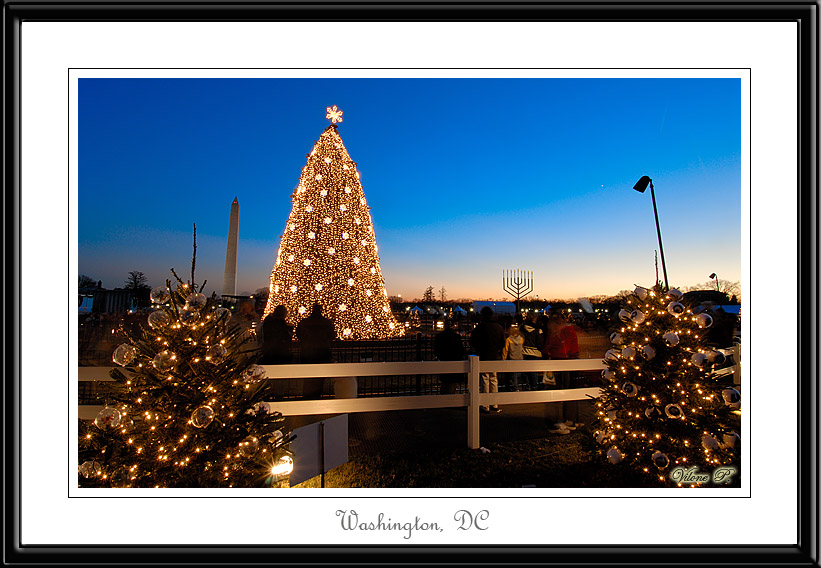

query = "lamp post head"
[709,273,717,279]
[633,176,652,193]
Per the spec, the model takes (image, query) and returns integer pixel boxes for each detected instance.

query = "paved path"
[286,401,597,457]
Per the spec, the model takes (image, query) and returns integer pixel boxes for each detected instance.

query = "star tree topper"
[326,105,343,124]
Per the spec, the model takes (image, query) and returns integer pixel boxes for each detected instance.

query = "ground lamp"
[709,272,720,291]
[633,175,669,290]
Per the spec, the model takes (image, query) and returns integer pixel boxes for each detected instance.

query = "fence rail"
[77,346,740,449]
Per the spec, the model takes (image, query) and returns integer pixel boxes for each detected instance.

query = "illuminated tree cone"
[591,284,740,486]
[264,120,402,340]
[78,260,294,488]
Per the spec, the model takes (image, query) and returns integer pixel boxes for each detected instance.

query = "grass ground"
[292,430,662,488]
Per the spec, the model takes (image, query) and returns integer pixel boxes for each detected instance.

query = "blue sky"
[78,78,741,300]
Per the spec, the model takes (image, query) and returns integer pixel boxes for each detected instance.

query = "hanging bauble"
[601,369,615,382]
[630,310,646,324]
[695,313,714,328]
[251,401,272,415]
[663,331,680,346]
[110,466,137,488]
[184,292,208,311]
[664,403,684,419]
[112,343,137,366]
[147,310,171,329]
[701,434,721,451]
[644,406,660,419]
[707,349,726,365]
[641,345,656,360]
[722,388,741,409]
[621,346,637,358]
[205,344,228,364]
[152,350,176,372]
[594,431,607,444]
[634,286,649,300]
[607,447,624,464]
[180,309,200,324]
[241,364,267,384]
[722,431,740,449]
[119,416,135,432]
[269,429,285,446]
[191,405,215,428]
[149,286,170,304]
[667,302,686,316]
[606,406,617,419]
[651,451,670,469]
[691,352,707,367]
[618,309,632,323]
[609,331,624,345]
[621,381,639,397]
[214,307,231,327]
[94,407,122,430]
[78,460,103,479]
[238,436,259,457]
[271,453,294,479]
[604,349,621,362]
[666,288,683,300]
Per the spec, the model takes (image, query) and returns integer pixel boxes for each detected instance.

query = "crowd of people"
[449,306,584,434]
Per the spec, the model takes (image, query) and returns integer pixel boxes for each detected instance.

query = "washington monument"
[222,197,239,296]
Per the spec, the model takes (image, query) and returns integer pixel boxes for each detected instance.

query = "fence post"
[732,344,741,386]
[467,355,480,449]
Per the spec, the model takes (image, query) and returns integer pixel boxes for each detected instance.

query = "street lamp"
[709,273,719,291]
[633,175,669,290]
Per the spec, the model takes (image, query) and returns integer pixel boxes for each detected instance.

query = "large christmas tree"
[263,106,402,340]
[592,284,740,486]
[78,231,294,488]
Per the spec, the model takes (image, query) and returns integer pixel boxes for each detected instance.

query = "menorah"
[502,269,534,314]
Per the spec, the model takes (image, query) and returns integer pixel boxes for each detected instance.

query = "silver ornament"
[191,405,215,428]
[634,286,649,300]
[630,309,646,324]
[149,286,170,304]
[112,343,137,366]
[663,332,680,346]
[184,292,208,312]
[664,403,684,419]
[695,313,713,328]
[652,451,669,469]
[641,345,656,359]
[607,447,624,464]
[621,346,636,358]
[667,302,686,316]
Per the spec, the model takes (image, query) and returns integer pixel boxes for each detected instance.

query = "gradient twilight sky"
[78,78,741,301]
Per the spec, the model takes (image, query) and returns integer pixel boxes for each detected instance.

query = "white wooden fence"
[78,346,740,449]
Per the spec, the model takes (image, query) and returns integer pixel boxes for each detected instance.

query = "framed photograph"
[6,2,816,565]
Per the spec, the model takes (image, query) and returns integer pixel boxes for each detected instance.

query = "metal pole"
[467,355,480,449]
[648,181,669,290]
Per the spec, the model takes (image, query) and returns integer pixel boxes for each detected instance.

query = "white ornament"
[707,350,726,365]
[634,286,649,300]
[701,434,720,451]
[667,302,686,316]
[324,157,332,164]
[315,174,322,181]
[320,189,328,197]
[364,315,372,323]
[621,381,639,397]
[344,186,351,193]
[339,304,347,312]
[666,288,683,300]
[298,306,307,314]
[722,432,740,449]
[691,352,707,367]
[644,406,660,419]
[663,332,680,346]
[604,349,620,361]
[315,284,323,291]
[722,388,741,409]
[347,278,355,286]
[594,431,606,444]
[327,248,335,255]
[695,313,714,328]
[607,447,624,464]
[621,346,637,358]
[664,403,684,419]
[340,204,347,212]
[287,255,295,262]
[630,309,646,324]
[305,205,313,212]
[307,232,315,239]
[641,345,656,360]
[609,332,624,345]
[303,259,311,266]
[343,328,352,337]
[652,451,670,469]
[342,232,349,239]
[618,309,632,322]
[601,369,615,381]
[290,285,297,293]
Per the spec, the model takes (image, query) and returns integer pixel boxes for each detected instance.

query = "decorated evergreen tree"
[78,229,294,488]
[591,284,740,486]
[263,105,402,340]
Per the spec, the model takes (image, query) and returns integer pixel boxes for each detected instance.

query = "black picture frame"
[4,2,817,565]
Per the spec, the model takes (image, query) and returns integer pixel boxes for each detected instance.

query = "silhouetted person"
[434,319,466,395]
[259,305,293,364]
[295,302,335,399]
[469,306,504,412]
[544,309,582,434]
[521,312,544,391]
